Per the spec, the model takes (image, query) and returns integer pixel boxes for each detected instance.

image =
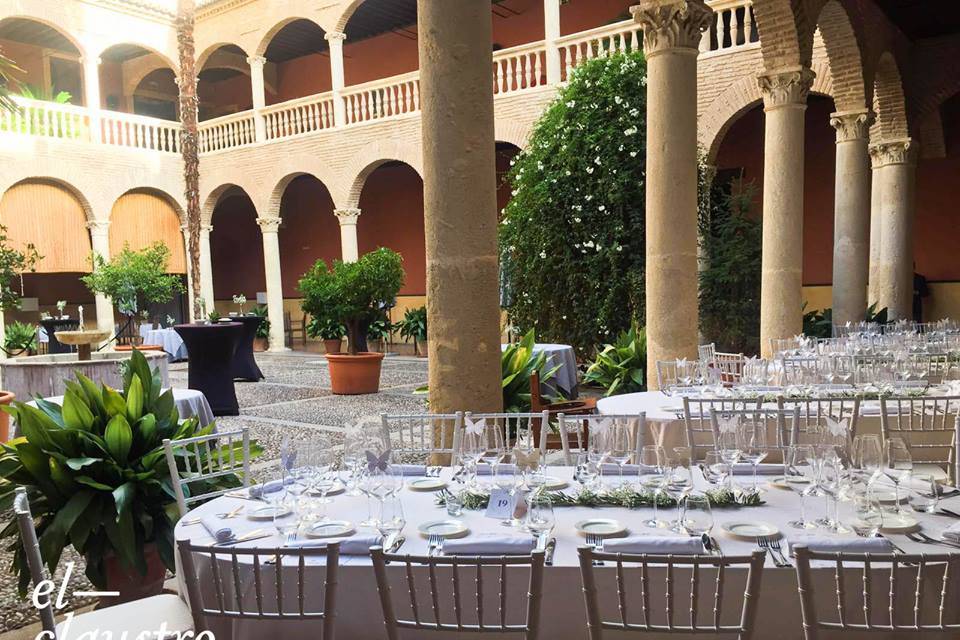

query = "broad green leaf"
[49,459,77,494]
[75,475,114,491]
[126,375,144,423]
[15,442,60,500]
[65,457,101,470]
[102,387,126,419]
[61,391,94,431]
[104,414,132,463]
[112,482,135,521]
[138,413,157,450]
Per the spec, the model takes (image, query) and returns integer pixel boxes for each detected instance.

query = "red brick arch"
[810,0,867,112]
[872,51,909,140]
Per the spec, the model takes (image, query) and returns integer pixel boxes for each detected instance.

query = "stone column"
[869,139,916,320]
[829,109,873,325]
[631,0,713,389]
[868,152,883,305]
[247,55,267,141]
[544,0,562,84]
[325,31,347,127]
[199,224,215,311]
[418,0,503,413]
[82,57,102,143]
[256,217,288,351]
[334,208,361,262]
[86,220,115,338]
[757,65,815,356]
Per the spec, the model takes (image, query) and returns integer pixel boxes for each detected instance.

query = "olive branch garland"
[436,486,764,511]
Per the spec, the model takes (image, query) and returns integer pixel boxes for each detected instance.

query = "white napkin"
[860,403,882,416]
[248,478,293,497]
[602,536,704,555]
[288,534,384,555]
[942,522,960,543]
[730,463,783,476]
[443,534,537,555]
[201,517,233,543]
[600,464,640,474]
[787,535,893,555]
[475,464,517,476]
[393,464,427,476]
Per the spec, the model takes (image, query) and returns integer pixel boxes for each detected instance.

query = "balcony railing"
[198,111,256,152]
[342,71,420,126]
[263,92,335,140]
[556,21,643,82]
[0,97,92,142]
[702,0,759,54]
[493,41,547,95]
[100,111,180,153]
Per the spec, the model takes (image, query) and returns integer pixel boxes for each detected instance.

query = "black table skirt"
[228,315,265,381]
[174,323,242,416]
[41,318,79,354]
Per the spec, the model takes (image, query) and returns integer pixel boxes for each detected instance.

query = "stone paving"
[0,351,428,635]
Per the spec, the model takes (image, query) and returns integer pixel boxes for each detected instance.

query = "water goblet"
[639,445,668,528]
[906,472,939,514]
[786,445,818,529]
[680,493,714,537]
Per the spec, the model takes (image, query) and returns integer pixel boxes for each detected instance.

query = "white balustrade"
[100,111,180,153]
[263,93,335,140]
[492,41,547,95]
[0,96,91,142]
[197,112,256,152]
[556,20,643,82]
[342,72,420,125]
[703,0,758,54]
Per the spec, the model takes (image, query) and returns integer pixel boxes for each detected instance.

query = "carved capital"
[246,55,266,67]
[830,109,874,142]
[869,138,915,168]
[630,0,713,55]
[334,208,361,226]
[324,31,347,43]
[85,219,110,235]
[200,224,213,234]
[256,216,282,233]
[758,66,815,110]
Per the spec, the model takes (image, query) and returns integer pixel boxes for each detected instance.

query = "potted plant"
[232,293,246,316]
[0,222,41,441]
[82,242,184,340]
[307,315,346,354]
[299,248,404,394]
[397,305,427,356]
[250,305,270,351]
[366,313,393,353]
[56,299,68,319]
[0,350,261,603]
[3,321,37,357]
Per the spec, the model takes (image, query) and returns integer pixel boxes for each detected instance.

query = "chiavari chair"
[163,428,252,517]
[682,397,761,462]
[776,396,861,447]
[556,412,647,465]
[380,412,464,465]
[463,411,550,457]
[879,395,960,483]
[709,406,798,462]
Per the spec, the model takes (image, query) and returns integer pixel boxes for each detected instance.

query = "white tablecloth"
[502,342,578,399]
[141,328,188,361]
[24,387,214,429]
[174,467,960,639]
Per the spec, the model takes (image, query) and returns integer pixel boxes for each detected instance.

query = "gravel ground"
[0,351,427,634]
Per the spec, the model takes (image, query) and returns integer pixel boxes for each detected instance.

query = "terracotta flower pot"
[100,543,167,607]
[253,337,268,352]
[326,352,384,394]
[0,390,14,442]
[323,339,342,354]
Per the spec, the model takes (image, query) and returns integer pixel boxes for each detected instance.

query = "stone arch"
[0,14,86,59]
[98,42,179,76]
[197,42,249,70]
[115,186,185,222]
[338,140,423,209]
[109,187,187,273]
[749,0,806,70]
[121,55,175,101]
[254,16,326,57]
[810,0,867,112]
[263,170,338,219]
[872,51,909,140]
[700,59,833,162]
[494,119,532,150]
[0,175,93,221]
[332,0,367,34]
[201,183,256,226]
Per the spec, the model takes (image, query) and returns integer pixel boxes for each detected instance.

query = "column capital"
[200,224,213,234]
[246,55,266,68]
[869,138,915,168]
[830,109,874,143]
[630,0,713,56]
[85,219,110,234]
[324,31,347,43]
[334,208,361,225]
[758,66,815,110]
[256,216,282,233]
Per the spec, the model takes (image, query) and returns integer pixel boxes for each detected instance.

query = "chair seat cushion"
[56,593,192,640]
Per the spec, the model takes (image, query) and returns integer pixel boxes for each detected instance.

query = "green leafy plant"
[865,302,888,325]
[82,243,184,318]
[298,248,404,354]
[802,304,833,339]
[499,50,648,356]
[207,309,221,323]
[501,329,561,412]
[3,321,37,354]
[366,313,393,346]
[0,51,23,113]
[437,485,763,510]
[17,85,72,104]
[250,305,270,339]
[583,325,646,396]
[397,306,427,355]
[0,224,41,311]
[306,315,346,341]
[0,351,260,595]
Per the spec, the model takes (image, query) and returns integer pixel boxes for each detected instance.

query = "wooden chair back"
[380,412,463,465]
[879,395,960,483]
[682,398,761,462]
[13,487,57,636]
[163,428,252,517]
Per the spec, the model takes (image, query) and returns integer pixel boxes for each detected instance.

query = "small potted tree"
[307,315,346,354]
[397,305,427,356]
[299,248,404,394]
[250,305,270,351]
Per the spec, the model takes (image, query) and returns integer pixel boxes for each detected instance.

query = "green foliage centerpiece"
[438,486,763,510]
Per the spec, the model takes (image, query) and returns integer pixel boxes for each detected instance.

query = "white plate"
[575,518,626,537]
[418,520,470,538]
[247,505,292,520]
[720,520,780,540]
[879,512,919,533]
[769,476,812,490]
[408,478,448,491]
[307,481,346,497]
[306,520,355,538]
[542,476,568,490]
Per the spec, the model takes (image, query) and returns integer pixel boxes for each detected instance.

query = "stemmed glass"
[341,428,365,496]
[679,493,713,537]
[665,448,692,532]
[786,445,818,529]
[736,418,768,495]
[848,492,884,538]
[606,420,634,487]
[525,495,555,547]
[377,496,406,546]
[479,421,507,480]
[703,451,730,488]
[817,452,849,533]
[851,434,882,488]
[716,420,741,491]
[884,437,913,512]
[640,445,668,528]
[589,427,612,488]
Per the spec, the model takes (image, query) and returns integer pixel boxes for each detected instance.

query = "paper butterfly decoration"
[716,415,740,434]
[514,448,540,473]
[465,417,486,436]
[591,418,613,437]
[825,415,849,438]
[945,381,960,396]
[280,439,297,471]
[365,449,391,472]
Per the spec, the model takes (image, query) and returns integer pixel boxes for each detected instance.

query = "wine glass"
[664,448,692,532]
[884,437,913,511]
[479,421,506,479]
[377,496,406,546]
[786,445,818,529]
[848,492,884,538]
[716,422,741,490]
[737,417,768,495]
[906,472,939,514]
[851,434,882,487]
[525,495,555,546]
[606,420,634,487]
[817,452,849,533]
[703,451,730,488]
[639,445,668,528]
[341,427,365,496]
[680,493,713,537]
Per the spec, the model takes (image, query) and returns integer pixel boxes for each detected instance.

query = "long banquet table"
[175,467,960,639]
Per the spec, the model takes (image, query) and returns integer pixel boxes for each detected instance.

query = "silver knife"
[214,529,272,546]
[544,538,557,566]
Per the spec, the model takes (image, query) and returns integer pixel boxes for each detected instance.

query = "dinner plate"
[306,520,355,538]
[307,481,346,497]
[542,476,568,490]
[247,505,292,520]
[878,512,919,533]
[408,478,448,491]
[769,476,812,490]
[418,520,470,538]
[720,520,780,540]
[575,518,626,537]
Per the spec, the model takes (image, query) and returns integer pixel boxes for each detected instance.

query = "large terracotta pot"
[100,543,167,607]
[324,339,342,354]
[326,352,384,394]
[0,390,14,441]
[253,337,268,352]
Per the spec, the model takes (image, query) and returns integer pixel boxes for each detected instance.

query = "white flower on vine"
[616,245,623,252]
[539,250,547,259]
[565,170,571,176]
[583,240,595,248]
[566,100,576,108]
[594,156,601,165]
[573,217,581,223]
[585,194,593,201]
[630,151,638,157]
[586,166,594,174]
[598,205,605,212]
[614,96,623,105]
[623,126,637,136]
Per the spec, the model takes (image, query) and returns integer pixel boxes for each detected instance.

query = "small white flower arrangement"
[165,314,176,327]
[233,294,247,314]
[56,300,67,318]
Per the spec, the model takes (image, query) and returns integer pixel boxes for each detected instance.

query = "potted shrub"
[307,315,346,354]
[0,350,260,604]
[397,305,427,356]
[299,248,404,394]
[366,313,393,353]
[4,321,37,357]
[250,305,270,351]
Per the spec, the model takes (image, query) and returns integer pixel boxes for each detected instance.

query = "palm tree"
[0,51,23,113]
[176,0,203,320]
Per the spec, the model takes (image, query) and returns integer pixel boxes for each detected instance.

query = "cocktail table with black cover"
[40,318,79,354]
[229,315,264,381]
[174,322,242,416]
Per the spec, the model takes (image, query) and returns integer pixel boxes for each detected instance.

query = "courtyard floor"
[0,351,429,636]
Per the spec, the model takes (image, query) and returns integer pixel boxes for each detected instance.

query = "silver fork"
[768,537,791,567]
[587,534,605,566]
[757,537,784,567]
[428,534,443,557]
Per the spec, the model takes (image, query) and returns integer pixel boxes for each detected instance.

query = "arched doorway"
[198,45,253,120]
[210,188,265,314]
[0,17,83,103]
[277,175,339,297]
[261,19,329,103]
[99,43,177,117]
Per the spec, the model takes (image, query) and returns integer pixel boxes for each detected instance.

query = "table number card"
[485,488,518,520]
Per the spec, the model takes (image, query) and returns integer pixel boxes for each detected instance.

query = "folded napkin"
[289,534,384,555]
[730,463,783,476]
[871,474,953,495]
[201,517,233,543]
[602,536,704,555]
[475,464,517,476]
[248,477,294,498]
[942,522,960,543]
[600,464,640,474]
[443,534,537,555]
[860,403,882,416]
[392,464,427,476]
[787,535,893,555]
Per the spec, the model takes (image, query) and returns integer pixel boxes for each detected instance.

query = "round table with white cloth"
[141,327,188,361]
[502,342,578,398]
[174,466,960,640]
[24,387,214,429]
